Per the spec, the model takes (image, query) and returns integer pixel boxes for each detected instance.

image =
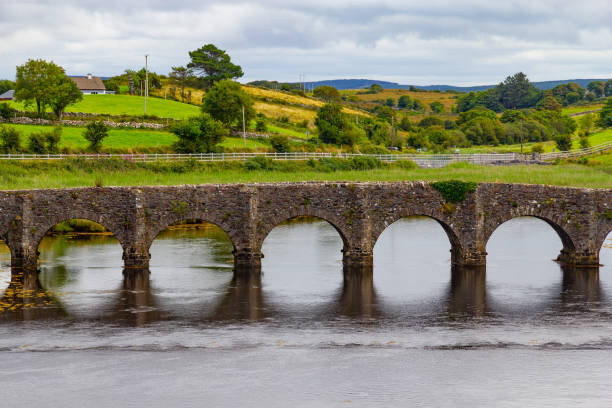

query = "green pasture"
[2,124,269,151]
[561,104,604,116]
[11,94,201,119]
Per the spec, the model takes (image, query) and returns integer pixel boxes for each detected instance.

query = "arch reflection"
[0,270,67,321]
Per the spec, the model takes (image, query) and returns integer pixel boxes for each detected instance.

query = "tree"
[412,99,425,111]
[169,66,194,102]
[497,72,540,109]
[365,83,383,94]
[49,76,82,120]
[0,126,21,153]
[270,135,290,152]
[555,134,572,151]
[171,113,228,153]
[385,98,396,107]
[0,79,14,94]
[83,121,109,152]
[398,95,411,109]
[606,80,612,97]
[597,98,612,128]
[536,96,562,112]
[579,113,594,135]
[187,44,243,89]
[430,101,444,113]
[315,103,362,145]
[313,86,341,103]
[587,81,605,98]
[15,59,81,116]
[202,80,254,128]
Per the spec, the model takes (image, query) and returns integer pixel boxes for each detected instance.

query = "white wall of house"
[81,90,107,95]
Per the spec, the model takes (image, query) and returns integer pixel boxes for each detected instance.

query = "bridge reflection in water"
[0,264,604,326]
[0,216,610,325]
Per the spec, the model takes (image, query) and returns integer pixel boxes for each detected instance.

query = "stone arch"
[595,227,612,259]
[371,211,464,262]
[32,213,128,253]
[256,208,350,254]
[483,214,576,254]
[145,213,239,255]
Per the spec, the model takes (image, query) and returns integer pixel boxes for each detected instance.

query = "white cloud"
[0,0,610,85]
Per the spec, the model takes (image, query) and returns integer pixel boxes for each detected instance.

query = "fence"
[0,141,609,168]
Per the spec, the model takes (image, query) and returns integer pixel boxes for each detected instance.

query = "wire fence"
[0,141,609,168]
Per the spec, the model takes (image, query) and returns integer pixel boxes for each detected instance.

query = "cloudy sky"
[1,0,611,85]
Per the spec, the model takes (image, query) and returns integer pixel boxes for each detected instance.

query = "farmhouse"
[69,74,107,94]
[0,90,14,101]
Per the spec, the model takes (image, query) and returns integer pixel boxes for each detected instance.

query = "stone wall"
[0,182,610,274]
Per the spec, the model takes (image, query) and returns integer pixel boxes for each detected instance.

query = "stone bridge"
[0,182,610,275]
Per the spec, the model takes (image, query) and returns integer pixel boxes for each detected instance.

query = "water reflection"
[0,219,609,327]
[0,270,67,321]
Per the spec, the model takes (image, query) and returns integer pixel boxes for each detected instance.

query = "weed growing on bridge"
[431,180,478,203]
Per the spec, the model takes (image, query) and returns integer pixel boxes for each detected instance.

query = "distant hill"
[294,78,611,92]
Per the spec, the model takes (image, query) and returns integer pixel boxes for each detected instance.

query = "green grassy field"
[0,156,609,190]
[1,124,269,151]
[11,94,201,119]
[561,104,604,116]
[461,128,612,154]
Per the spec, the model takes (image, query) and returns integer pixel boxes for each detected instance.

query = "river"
[1,216,611,407]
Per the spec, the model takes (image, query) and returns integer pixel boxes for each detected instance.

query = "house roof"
[69,76,106,90]
[0,90,14,99]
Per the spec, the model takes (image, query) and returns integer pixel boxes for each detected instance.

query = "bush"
[270,135,290,152]
[83,121,109,152]
[555,134,572,151]
[531,143,544,154]
[0,126,21,153]
[28,126,62,154]
[244,156,274,170]
[350,156,382,170]
[579,135,590,149]
[255,118,267,132]
[0,102,15,120]
[431,180,478,203]
[359,143,389,154]
[171,113,228,153]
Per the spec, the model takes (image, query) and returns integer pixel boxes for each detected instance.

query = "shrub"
[244,156,274,170]
[255,118,267,132]
[28,126,62,154]
[350,156,382,170]
[531,143,544,154]
[431,180,478,203]
[579,135,590,149]
[171,113,228,153]
[83,121,109,152]
[28,132,47,153]
[0,102,15,119]
[0,126,21,153]
[555,134,572,151]
[270,135,290,152]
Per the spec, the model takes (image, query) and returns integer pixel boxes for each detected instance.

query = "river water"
[1,217,611,407]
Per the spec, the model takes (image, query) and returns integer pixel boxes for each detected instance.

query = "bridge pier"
[10,246,38,272]
[233,250,262,276]
[342,250,373,277]
[451,246,487,268]
[122,247,151,270]
[556,249,600,268]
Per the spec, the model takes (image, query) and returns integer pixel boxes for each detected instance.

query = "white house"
[69,74,107,94]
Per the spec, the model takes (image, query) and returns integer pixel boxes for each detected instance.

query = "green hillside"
[11,94,201,119]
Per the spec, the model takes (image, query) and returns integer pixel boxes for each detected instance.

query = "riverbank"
[0,155,610,190]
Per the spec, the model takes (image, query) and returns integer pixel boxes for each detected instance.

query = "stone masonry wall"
[0,182,610,273]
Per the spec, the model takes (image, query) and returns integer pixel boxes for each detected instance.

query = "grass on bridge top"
[0,154,610,190]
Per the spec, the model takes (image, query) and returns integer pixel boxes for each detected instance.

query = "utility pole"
[242,105,246,147]
[390,115,395,148]
[144,54,149,115]
[520,118,523,153]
